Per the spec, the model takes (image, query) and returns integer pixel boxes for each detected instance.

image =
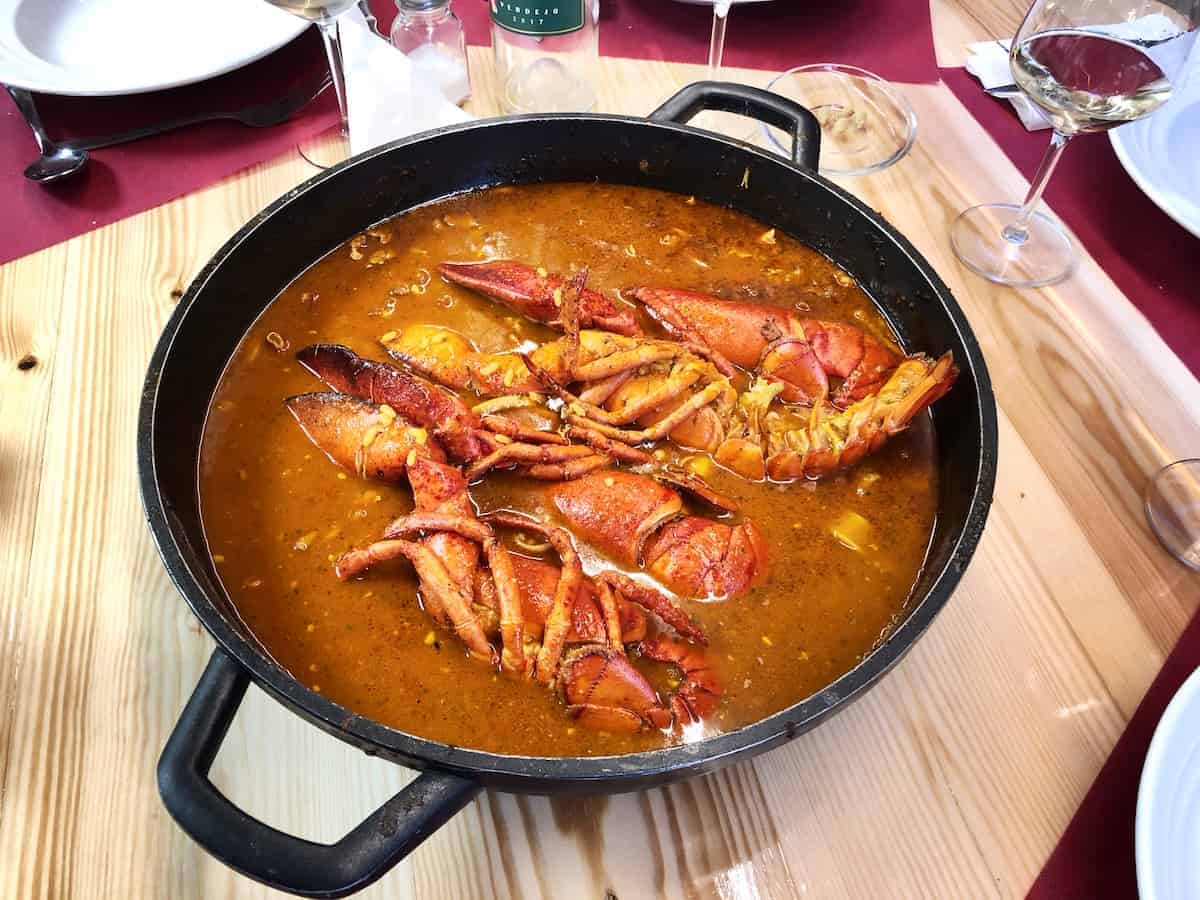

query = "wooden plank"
[0,244,68,856]
[930,0,1027,66]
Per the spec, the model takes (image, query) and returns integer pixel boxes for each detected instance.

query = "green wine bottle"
[490,0,599,112]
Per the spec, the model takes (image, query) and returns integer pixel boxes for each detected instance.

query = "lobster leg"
[564,426,654,464]
[381,511,530,674]
[588,358,711,427]
[464,442,602,481]
[562,381,731,446]
[594,579,625,654]
[336,537,497,665]
[477,415,569,445]
[596,571,706,644]
[485,513,587,685]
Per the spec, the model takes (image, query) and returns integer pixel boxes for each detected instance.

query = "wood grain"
[931,0,1028,66]
[1,32,1198,900]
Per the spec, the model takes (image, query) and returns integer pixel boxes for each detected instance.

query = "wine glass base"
[758,64,917,176]
[1145,459,1200,571]
[950,203,1076,288]
[296,129,350,170]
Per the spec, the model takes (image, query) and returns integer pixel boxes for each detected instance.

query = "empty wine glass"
[951,0,1200,287]
[261,0,357,167]
[760,64,918,176]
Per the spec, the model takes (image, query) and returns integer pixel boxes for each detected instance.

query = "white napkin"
[339,6,473,156]
[964,40,1053,131]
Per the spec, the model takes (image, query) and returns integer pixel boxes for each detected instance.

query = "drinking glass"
[760,64,918,176]
[1146,460,1200,570]
[951,0,1200,287]
[262,0,357,167]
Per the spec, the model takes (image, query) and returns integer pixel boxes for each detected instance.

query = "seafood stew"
[199,182,952,757]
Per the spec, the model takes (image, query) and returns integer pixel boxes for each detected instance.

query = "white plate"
[1110,61,1200,239]
[0,0,308,96]
[1136,665,1200,900]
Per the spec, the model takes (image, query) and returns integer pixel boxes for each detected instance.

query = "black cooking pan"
[140,83,997,898]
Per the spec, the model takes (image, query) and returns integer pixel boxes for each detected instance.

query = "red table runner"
[0,29,338,267]
[453,0,940,85]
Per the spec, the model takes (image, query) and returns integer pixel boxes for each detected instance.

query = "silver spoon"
[5,86,90,183]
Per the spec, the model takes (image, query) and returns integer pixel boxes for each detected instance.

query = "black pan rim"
[139,111,998,789]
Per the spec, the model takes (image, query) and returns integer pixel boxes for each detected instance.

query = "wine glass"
[759,64,918,176]
[708,0,734,78]
[951,0,1200,287]
[262,0,357,167]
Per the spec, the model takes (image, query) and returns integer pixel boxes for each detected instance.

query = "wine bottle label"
[491,0,584,36]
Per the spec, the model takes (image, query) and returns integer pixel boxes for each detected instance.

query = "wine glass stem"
[1003,129,1071,243]
[708,0,732,78]
[317,18,350,136]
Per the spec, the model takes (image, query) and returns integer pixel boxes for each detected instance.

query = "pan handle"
[158,649,480,899]
[650,81,821,171]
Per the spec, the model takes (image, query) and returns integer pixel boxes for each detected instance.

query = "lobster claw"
[549,471,768,601]
[285,392,443,482]
[558,645,673,732]
[297,343,491,462]
[643,516,768,602]
[440,260,642,337]
[627,287,902,407]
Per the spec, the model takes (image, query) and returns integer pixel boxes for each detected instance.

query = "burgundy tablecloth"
[451,0,939,84]
[0,29,338,267]
[0,0,937,266]
[942,68,1200,377]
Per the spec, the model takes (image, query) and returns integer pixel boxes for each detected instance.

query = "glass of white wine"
[951,0,1199,287]
[262,0,358,167]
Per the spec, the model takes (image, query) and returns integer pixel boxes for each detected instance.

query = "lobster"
[437,259,902,407]
[426,259,959,481]
[334,454,721,732]
[382,318,955,482]
[382,324,736,455]
[287,343,619,481]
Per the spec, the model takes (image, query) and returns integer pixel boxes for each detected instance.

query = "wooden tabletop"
[3,3,1198,897]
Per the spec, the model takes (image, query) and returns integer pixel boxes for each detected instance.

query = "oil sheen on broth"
[199,183,938,757]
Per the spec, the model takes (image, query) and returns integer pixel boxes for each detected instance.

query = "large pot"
[140,83,997,898]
